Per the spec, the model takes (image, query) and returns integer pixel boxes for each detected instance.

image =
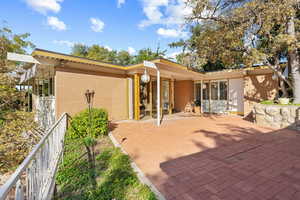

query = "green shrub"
[260,100,274,105]
[68,108,109,139]
[260,100,300,106]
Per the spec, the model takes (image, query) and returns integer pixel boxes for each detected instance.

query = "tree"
[169,24,226,72]
[71,44,167,65]
[71,43,88,57]
[134,47,166,63]
[117,50,132,65]
[86,45,118,63]
[0,26,37,173]
[186,0,300,103]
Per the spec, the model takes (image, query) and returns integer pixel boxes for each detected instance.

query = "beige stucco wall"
[174,80,194,112]
[55,68,128,121]
[244,74,278,119]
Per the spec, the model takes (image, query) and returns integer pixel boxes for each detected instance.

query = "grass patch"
[260,100,300,106]
[55,135,157,200]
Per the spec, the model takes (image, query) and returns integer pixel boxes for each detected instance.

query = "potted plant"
[194,100,201,115]
[278,97,290,105]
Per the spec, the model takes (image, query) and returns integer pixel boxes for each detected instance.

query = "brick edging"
[108,132,166,200]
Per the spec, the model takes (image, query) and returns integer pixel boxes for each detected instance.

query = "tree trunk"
[280,79,288,98]
[85,145,97,188]
[287,17,300,103]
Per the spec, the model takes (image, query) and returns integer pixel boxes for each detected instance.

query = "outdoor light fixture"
[85,89,95,106]
[141,69,150,83]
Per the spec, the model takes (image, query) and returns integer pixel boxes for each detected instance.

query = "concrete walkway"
[112,115,300,200]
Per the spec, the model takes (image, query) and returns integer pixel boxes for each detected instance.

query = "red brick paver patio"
[112,115,300,200]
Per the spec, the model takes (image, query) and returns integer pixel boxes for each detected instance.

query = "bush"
[260,100,274,105]
[68,108,109,139]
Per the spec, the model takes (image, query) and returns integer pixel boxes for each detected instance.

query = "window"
[211,82,218,100]
[220,81,228,100]
[195,83,201,101]
[203,83,210,100]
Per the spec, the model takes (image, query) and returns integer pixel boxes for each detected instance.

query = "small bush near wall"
[68,108,109,138]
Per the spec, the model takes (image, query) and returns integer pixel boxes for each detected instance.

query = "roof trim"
[32,48,126,70]
[32,48,276,77]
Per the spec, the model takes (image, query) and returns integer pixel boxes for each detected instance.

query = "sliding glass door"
[201,80,228,113]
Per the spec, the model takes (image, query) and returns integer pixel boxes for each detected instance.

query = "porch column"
[149,76,153,118]
[134,74,140,120]
[169,79,174,114]
[201,80,203,113]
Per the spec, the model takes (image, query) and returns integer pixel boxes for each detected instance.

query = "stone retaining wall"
[254,104,300,131]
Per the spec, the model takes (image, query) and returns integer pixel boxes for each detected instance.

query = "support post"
[149,76,152,118]
[200,80,203,114]
[168,79,172,114]
[157,70,160,126]
[143,61,160,126]
[134,74,140,120]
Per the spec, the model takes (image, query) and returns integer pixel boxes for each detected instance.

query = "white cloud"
[25,0,63,14]
[139,0,192,28]
[53,40,74,47]
[90,18,105,32]
[104,45,112,51]
[117,0,125,8]
[128,47,136,55]
[157,28,187,38]
[47,16,67,31]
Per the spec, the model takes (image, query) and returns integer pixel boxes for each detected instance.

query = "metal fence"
[0,113,68,200]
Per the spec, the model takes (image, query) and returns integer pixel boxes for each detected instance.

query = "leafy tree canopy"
[181,0,300,102]
[0,26,37,173]
[71,44,166,66]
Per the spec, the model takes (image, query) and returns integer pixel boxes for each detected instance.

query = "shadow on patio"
[112,116,300,200]
[156,126,300,200]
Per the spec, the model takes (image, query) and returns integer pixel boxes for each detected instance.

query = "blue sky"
[1,0,191,58]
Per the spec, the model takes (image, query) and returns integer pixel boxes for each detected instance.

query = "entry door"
[228,79,244,114]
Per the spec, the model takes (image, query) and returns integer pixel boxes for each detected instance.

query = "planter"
[278,98,290,105]
[253,104,300,130]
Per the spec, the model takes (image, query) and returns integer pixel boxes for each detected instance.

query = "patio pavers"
[112,115,300,200]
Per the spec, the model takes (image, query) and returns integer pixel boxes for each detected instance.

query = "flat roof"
[32,48,275,77]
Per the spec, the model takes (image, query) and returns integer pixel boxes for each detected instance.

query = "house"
[13,49,278,127]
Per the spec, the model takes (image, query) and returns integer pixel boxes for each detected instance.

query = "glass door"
[201,81,228,113]
[210,81,219,113]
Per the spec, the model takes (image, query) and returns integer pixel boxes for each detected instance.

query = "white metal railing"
[0,113,68,200]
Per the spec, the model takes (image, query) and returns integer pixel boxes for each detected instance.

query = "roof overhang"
[32,49,205,80]
[9,49,276,83]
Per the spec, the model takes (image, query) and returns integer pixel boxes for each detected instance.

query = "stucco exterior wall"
[244,74,278,119]
[55,68,128,120]
[174,80,194,112]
